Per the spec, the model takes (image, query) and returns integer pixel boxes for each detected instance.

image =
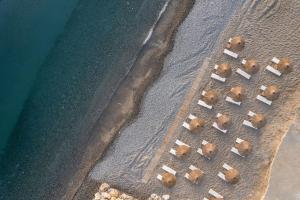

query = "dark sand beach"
[88,0,300,199]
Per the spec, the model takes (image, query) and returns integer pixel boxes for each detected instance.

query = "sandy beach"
[87,0,300,199]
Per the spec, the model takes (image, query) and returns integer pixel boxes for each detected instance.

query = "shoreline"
[70,1,195,199]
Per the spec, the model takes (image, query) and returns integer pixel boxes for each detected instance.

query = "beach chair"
[157,165,177,187]
[198,90,218,110]
[211,64,231,82]
[266,57,292,76]
[265,57,282,76]
[203,189,224,200]
[169,139,191,158]
[242,111,258,129]
[218,163,240,184]
[225,86,245,106]
[256,85,272,105]
[223,36,245,59]
[236,59,259,80]
[197,140,217,160]
[182,114,205,132]
[231,138,252,157]
[184,165,204,184]
[212,113,230,133]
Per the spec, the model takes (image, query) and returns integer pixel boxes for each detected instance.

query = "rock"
[99,183,110,192]
[149,193,162,200]
[94,192,101,200]
[162,194,170,200]
[101,192,111,199]
[109,189,120,198]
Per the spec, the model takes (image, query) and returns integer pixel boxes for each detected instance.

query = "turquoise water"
[0,0,168,199]
[0,0,80,153]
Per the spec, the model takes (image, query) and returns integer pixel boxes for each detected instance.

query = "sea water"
[0,0,168,199]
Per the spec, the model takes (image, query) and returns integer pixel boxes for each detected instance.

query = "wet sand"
[89,0,300,199]
[72,0,195,199]
[264,108,300,200]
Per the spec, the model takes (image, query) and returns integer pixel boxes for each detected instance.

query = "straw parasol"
[217,114,231,129]
[162,172,176,187]
[202,143,217,158]
[276,57,292,73]
[189,118,205,132]
[224,168,240,184]
[175,145,191,158]
[261,85,280,100]
[188,169,204,183]
[229,86,245,102]
[250,113,266,129]
[216,63,232,78]
[243,59,259,74]
[226,36,245,51]
[203,90,219,105]
[235,140,252,156]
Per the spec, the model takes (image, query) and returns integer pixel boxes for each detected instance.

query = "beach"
[88,0,300,199]
[1,0,300,199]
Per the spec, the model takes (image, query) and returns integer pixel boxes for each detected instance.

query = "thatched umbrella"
[162,172,176,187]
[229,86,245,102]
[243,59,259,74]
[188,169,204,183]
[226,36,245,51]
[216,114,231,129]
[235,140,252,156]
[224,168,240,184]
[250,113,266,129]
[189,118,205,132]
[203,90,219,105]
[202,143,217,158]
[261,85,280,100]
[276,57,292,73]
[216,63,232,78]
[175,145,191,158]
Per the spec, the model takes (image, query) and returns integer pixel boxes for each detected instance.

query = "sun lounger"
[218,163,233,181]
[197,140,209,157]
[224,48,238,59]
[236,59,251,79]
[203,189,224,200]
[184,165,203,182]
[242,111,258,130]
[212,113,228,133]
[157,165,176,181]
[225,96,241,106]
[198,91,213,109]
[256,85,272,105]
[182,114,197,130]
[265,57,282,76]
[211,65,226,82]
[231,138,245,157]
[169,139,190,156]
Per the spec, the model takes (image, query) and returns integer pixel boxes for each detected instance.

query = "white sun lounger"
[242,111,258,130]
[218,163,233,181]
[256,85,272,105]
[182,114,197,130]
[203,189,224,200]
[157,165,177,181]
[224,48,239,59]
[184,165,203,182]
[197,140,210,158]
[265,57,282,76]
[212,113,228,133]
[236,59,251,79]
[169,139,190,156]
[231,138,245,157]
[225,96,241,106]
[211,65,226,82]
[198,91,213,109]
